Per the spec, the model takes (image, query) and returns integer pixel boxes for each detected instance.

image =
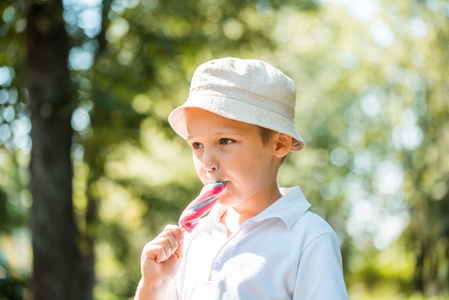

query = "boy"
[135,57,348,299]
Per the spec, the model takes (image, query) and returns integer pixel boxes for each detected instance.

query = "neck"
[220,184,283,235]
[221,207,240,236]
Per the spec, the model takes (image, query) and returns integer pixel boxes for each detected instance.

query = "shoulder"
[296,210,335,233]
[291,210,339,248]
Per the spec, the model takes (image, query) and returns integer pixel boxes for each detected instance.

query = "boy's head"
[183,107,292,204]
[169,57,306,152]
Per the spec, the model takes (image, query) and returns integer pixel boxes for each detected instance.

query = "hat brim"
[168,94,306,152]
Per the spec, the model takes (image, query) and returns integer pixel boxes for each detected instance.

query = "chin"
[218,195,243,209]
[217,196,233,207]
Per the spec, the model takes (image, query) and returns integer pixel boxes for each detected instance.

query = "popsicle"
[179,181,226,233]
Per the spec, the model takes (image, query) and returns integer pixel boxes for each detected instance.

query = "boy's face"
[185,108,281,210]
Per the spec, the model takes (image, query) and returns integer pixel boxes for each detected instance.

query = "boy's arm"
[135,279,170,300]
[294,232,348,300]
[135,225,184,300]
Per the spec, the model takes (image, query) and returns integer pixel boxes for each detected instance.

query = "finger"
[141,226,184,264]
[163,225,183,242]
[142,243,167,263]
[159,226,183,252]
[174,236,183,259]
[158,229,180,251]
[163,233,178,255]
[151,237,174,263]
[142,235,172,258]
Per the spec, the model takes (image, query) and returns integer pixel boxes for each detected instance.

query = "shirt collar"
[212,186,311,230]
[250,186,311,230]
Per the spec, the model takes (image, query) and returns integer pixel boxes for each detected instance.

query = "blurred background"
[0,0,448,299]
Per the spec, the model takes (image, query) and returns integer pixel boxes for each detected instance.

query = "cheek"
[193,155,206,178]
[235,152,269,178]
[234,152,257,171]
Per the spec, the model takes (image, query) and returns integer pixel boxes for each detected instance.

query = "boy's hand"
[140,225,184,287]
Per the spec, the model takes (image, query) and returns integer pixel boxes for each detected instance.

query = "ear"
[273,133,292,158]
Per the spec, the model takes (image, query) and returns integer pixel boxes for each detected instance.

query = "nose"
[204,164,217,173]
[202,149,218,173]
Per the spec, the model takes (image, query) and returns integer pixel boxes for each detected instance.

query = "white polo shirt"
[166,186,348,300]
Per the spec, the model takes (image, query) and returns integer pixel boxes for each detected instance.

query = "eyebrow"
[187,130,240,141]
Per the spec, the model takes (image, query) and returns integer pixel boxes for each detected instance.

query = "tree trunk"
[414,244,425,294]
[25,0,92,299]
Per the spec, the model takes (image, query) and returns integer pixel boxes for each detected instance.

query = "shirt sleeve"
[293,232,348,300]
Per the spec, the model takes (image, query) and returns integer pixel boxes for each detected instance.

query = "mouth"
[208,180,229,190]
[212,180,228,185]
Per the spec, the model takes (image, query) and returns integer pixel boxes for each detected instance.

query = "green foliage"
[1,0,449,298]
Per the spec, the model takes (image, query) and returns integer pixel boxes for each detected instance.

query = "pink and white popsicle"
[179,182,226,233]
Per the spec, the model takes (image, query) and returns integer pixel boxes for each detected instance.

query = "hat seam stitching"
[190,93,294,120]
[190,85,294,111]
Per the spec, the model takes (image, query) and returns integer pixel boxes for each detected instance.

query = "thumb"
[174,231,184,259]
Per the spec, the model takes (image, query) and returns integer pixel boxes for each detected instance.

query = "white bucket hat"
[168,57,306,152]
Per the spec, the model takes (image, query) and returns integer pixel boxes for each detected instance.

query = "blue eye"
[220,138,234,145]
[192,142,203,149]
